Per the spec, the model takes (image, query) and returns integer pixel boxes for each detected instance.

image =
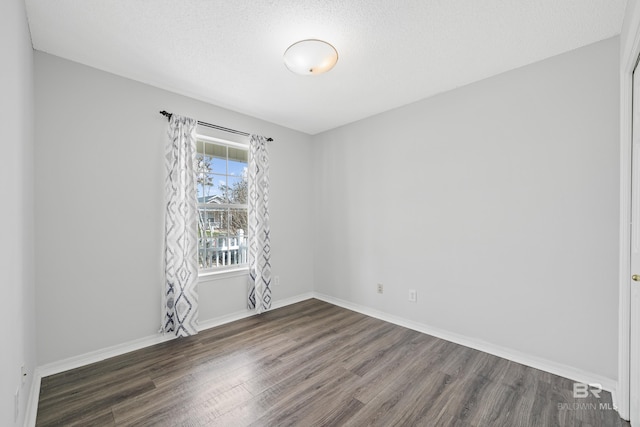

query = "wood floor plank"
[247,367,364,427]
[55,408,116,427]
[350,332,444,404]
[37,375,155,426]
[36,298,630,427]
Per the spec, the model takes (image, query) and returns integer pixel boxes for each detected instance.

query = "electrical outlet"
[377,283,384,294]
[274,276,280,286]
[408,289,417,302]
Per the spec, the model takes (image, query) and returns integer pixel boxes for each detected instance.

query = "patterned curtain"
[248,135,271,314]
[163,114,199,336]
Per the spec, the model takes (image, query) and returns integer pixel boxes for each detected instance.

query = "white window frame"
[196,134,249,278]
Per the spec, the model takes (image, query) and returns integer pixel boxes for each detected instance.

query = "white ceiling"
[24,0,628,135]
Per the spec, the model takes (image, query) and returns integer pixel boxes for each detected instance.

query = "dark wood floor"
[37,299,629,426]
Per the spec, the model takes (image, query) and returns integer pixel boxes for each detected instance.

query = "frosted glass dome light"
[283,39,338,75]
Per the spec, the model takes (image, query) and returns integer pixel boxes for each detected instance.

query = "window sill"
[198,266,249,282]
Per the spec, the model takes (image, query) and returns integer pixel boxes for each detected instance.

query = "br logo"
[573,383,602,399]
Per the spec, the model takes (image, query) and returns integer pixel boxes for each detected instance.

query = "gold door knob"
[633,275,640,281]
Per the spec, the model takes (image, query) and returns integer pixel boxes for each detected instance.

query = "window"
[195,136,248,272]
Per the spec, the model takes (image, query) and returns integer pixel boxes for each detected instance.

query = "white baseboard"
[23,372,41,427]
[37,333,175,379]
[312,292,617,395]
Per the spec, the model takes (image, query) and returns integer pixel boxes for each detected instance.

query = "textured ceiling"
[24,0,628,135]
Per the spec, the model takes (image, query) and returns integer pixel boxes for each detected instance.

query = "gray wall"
[312,37,620,381]
[0,0,36,425]
[34,52,314,365]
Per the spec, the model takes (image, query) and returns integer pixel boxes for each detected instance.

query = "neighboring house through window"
[196,135,248,272]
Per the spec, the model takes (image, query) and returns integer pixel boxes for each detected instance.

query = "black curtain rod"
[160,111,273,142]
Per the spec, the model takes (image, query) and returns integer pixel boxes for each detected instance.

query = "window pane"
[196,172,207,200]
[204,143,226,158]
[196,140,204,152]
[230,208,248,265]
[194,154,210,174]
[195,154,212,201]
[198,208,213,268]
[227,176,247,204]
[203,173,224,202]
[210,156,227,175]
[228,146,247,162]
[228,147,248,175]
[198,208,211,232]
[229,208,248,236]
[208,208,228,236]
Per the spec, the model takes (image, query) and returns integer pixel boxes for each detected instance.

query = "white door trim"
[619,56,632,423]
[620,2,640,421]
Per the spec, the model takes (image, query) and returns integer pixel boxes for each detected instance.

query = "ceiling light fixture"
[283,39,338,76]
